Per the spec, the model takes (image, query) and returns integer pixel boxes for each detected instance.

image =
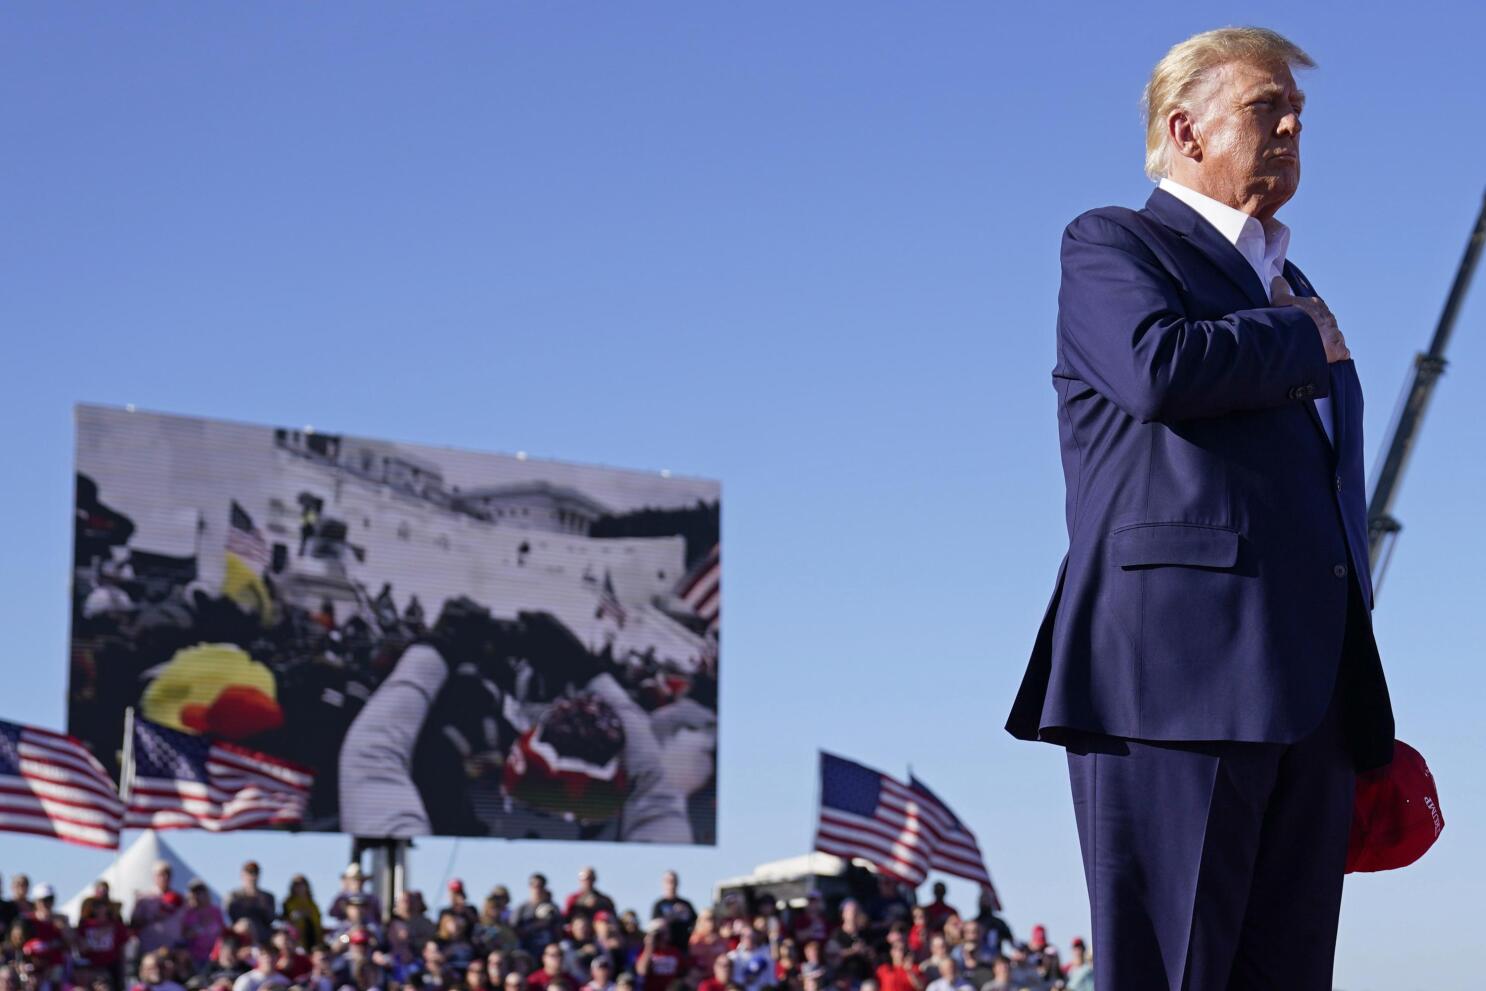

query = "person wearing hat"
[1062,938,1093,991]
[328,864,382,925]
[225,861,276,946]
[22,886,65,978]
[441,879,479,931]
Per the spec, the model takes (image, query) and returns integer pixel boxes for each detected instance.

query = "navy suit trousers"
[1064,578,1369,990]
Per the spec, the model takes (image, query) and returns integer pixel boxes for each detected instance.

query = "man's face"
[155,869,172,892]
[1182,59,1305,219]
[578,870,595,892]
[542,946,563,975]
[661,873,677,898]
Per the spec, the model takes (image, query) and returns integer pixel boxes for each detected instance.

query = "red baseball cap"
[1029,924,1047,948]
[448,879,465,892]
[1346,740,1444,873]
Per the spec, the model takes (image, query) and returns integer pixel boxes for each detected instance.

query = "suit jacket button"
[1304,385,1317,397]
[1333,563,1348,579]
[1335,474,1343,492]
[1289,387,1303,400]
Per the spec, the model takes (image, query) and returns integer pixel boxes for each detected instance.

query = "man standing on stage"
[1006,26,1396,989]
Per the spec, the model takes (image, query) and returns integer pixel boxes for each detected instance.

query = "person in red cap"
[1063,937,1094,991]
[443,880,479,931]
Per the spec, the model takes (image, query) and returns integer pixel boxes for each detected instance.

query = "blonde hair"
[1142,27,1314,179]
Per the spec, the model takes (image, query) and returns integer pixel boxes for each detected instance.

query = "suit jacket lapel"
[1145,188,1270,309]
[1283,260,1339,456]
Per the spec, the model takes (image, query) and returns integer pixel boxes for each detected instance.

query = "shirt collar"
[1157,177,1287,248]
[1157,177,1291,285]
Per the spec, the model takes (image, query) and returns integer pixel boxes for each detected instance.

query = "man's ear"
[1166,108,1203,163]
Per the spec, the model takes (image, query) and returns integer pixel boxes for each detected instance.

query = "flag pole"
[119,706,136,805]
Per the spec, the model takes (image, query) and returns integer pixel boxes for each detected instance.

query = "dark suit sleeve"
[1057,212,1330,423]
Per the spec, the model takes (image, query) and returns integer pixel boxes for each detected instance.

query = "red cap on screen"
[448,879,464,892]
[1029,925,1047,948]
[23,939,48,957]
[1346,739,1444,873]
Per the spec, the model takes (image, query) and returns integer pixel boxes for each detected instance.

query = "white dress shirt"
[1158,177,1334,445]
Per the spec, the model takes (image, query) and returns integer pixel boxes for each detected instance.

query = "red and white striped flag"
[226,500,271,570]
[0,719,123,849]
[126,716,312,832]
[675,544,719,635]
[814,752,1001,907]
[909,773,1002,909]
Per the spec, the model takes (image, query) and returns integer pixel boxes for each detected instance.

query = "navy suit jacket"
[1006,188,1394,766]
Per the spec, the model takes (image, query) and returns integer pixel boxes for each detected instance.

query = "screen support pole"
[352,837,412,923]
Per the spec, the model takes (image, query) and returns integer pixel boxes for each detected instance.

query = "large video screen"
[69,404,720,842]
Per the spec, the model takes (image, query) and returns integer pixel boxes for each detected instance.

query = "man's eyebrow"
[1245,83,1305,105]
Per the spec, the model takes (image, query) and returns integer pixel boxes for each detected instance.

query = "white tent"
[60,830,219,924]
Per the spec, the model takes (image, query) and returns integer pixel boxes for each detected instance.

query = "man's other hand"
[1272,276,1350,363]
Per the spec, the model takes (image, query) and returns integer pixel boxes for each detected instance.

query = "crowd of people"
[0,864,1091,991]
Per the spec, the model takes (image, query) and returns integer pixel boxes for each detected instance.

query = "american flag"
[675,544,719,635]
[596,570,628,628]
[909,773,1002,908]
[226,500,271,570]
[0,719,123,850]
[126,717,312,832]
[814,752,1000,906]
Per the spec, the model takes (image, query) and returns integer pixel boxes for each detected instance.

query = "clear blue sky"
[3,4,1483,990]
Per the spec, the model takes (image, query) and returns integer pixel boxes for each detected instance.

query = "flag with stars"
[126,717,313,832]
[0,718,123,849]
[814,751,1000,906]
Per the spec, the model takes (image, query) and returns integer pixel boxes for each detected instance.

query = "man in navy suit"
[1005,27,1395,989]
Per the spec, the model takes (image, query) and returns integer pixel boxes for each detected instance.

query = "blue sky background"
[2,4,1483,989]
